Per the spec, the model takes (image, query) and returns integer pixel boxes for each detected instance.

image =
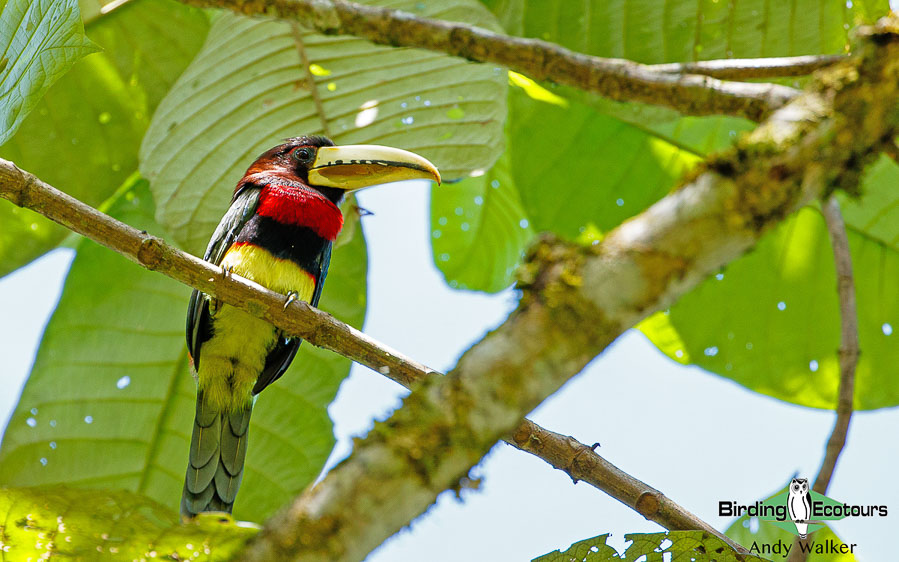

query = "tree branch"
[0,158,742,551]
[787,196,860,562]
[0,161,431,388]
[177,0,798,122]
[648,55,845,80]
[814,197,859,496]
[507,420,739,548]
[228,17,899,562]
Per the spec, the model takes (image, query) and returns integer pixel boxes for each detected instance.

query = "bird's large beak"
[308,145,441,190]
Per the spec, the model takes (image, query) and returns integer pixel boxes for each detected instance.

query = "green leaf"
[482,0,888,63]
[0,0,208,278]
[623,532,763,562]
[473,0,886,236]
[640,166,899,410]
[430,151,533,292]
[0,177,368,523]
[509,89,703,240]
[140,0,506,256]
[0,0,97,145]
[532,531,764,561]
[429,82,714,293]
[0,486,256,559]
[532,533,619,561]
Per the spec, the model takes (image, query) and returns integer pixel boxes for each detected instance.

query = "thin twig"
[0,158,741,551]
[648,55,845,80]
[787,197,860,562]
[815,197,859,495]
[177,0,800,122]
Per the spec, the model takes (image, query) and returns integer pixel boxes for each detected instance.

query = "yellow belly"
[220,243,317,297]
[198,244,316,411]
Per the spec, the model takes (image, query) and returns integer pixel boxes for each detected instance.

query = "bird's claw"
[284,291,299,309]
[210,266,234,316]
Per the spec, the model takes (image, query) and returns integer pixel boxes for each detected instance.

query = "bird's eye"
[292,147,315,163]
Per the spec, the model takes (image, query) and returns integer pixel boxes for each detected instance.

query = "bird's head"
[240,135,441,204]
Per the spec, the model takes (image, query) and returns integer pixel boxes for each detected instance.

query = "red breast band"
[256,184,344,241]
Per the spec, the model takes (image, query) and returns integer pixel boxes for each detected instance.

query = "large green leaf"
[508,88,703,240]
[430,151,533,292]
[477,0,887,243]
[0,178,368,523]
[641,159,899,410]
[0,0,96,145]
[0,486,257,559]
[0,0,208,277]
[140,0,506,256]
[484,0,888,223]
[429,82,705,293]
[481,0,888,62]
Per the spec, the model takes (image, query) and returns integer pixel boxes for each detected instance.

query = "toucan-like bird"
[182,136,440,517]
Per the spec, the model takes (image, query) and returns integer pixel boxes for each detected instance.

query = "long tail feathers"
[181,391,252,518]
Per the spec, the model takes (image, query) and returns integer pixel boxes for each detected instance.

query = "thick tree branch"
[648,55,845,80]
[227,17,899,561]
[0,161,739,549]
[177,0,798,122]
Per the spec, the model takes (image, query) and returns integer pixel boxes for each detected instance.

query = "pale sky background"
[1,180,897,561]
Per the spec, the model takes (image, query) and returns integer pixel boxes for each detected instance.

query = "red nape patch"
[256,184,344,241]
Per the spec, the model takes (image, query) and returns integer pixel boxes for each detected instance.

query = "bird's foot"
[210,266,234,316]
[284,291,299,309]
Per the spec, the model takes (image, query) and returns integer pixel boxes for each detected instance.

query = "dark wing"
[186,188,261,370]
[252,241,333,395]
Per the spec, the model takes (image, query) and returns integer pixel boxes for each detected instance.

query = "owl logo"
[787,478,812,538]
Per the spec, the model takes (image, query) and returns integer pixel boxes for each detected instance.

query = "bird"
[181,135,440,518]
